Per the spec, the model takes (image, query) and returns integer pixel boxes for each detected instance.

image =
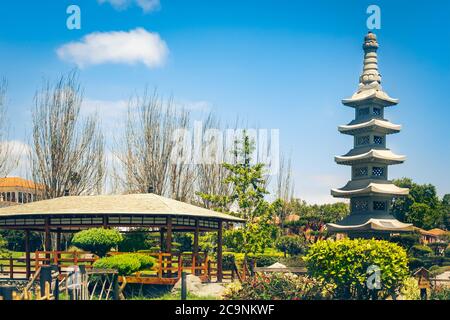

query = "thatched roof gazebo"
[0,193,244,282]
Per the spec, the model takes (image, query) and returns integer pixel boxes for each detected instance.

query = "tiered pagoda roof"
[327,32,413,235]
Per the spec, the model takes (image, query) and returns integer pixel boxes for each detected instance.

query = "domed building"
[0,177,44,207]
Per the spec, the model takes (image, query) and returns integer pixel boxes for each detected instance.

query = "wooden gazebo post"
[166,217,173,277]
[159,229,165,252]
[217,221,223,282]
[25,230,31,279]
[56,228,62,251]
[44,218,51,263]
[193,219,200,275]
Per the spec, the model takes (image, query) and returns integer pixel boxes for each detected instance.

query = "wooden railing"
[110,252,210,280]
[34,251,98,271]
[2,251,222,284]
[0,256,35,279]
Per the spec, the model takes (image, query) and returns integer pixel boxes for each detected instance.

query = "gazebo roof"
[0,193,244,223]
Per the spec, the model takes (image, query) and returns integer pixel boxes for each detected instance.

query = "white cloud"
[57,28,169,69]
[98,0,161,13]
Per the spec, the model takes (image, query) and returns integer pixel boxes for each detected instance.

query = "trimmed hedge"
[409,244,433,257]
[93,253,156,276]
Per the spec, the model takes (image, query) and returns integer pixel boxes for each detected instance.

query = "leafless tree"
[277,154,295,202]
[115,90,196,201]
[30,73,105,199]
[0,80,17,177]
[195,114,233,208]
[275,154,295,229]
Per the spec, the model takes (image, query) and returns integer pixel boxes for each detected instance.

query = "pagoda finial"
[359,32,382,90]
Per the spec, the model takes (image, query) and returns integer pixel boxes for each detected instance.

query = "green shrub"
[445,246,450,258]
[430,285,450,300]
[72,228,123,257]
[224,273,333,300]
[276,235,308,257]
[279,256,307,268]
[390,233,420,251]
[305,239,409,300]
[409,244,433,258]
[127,253,155,269]
[93,253,155,276]
[250,253,282,267]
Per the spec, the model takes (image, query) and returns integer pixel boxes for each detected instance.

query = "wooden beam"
[25,230,31,279]
[217,221,223,282]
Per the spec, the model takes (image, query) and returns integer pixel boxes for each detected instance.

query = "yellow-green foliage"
[304,238,409,299]
[93,253,155,276]
[400,277,420,300]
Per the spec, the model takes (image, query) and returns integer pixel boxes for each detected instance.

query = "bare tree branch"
[114,89,196,201]
[30,72,105,199]
[0,80,18,177]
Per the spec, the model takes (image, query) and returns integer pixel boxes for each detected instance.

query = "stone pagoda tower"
[327,32,413,237]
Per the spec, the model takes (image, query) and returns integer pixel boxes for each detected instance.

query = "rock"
[172,275,227,299]
[196,283,226,298]
[267,262,287,269]
[172,274,203,293]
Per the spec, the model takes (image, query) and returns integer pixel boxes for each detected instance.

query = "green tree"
[72,228,123,257]
[276,235,307,257]
[197,132,277,257]
[0,230,42,252]
[392,178,446,229]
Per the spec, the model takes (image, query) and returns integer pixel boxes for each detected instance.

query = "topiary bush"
[409,244,433,258]
[72,228,123,257]
[93,253,155,276]
[224,272,333,300]
[444,246,450,258]
[305,239,409,300]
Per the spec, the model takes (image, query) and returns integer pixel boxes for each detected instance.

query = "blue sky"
[0,0,449,203]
